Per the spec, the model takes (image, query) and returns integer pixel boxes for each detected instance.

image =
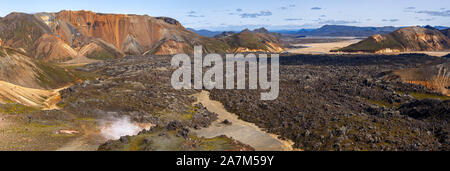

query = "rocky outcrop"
[399,99,450,120]
[336,27,450,53]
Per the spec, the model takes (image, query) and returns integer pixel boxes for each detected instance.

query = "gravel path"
[192,91,295,151]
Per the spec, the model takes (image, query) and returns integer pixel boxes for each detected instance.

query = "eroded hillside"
[0,10,284,63]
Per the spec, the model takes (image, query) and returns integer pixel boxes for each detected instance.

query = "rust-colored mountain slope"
[0,11,283,62]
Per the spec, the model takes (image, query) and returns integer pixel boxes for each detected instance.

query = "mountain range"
[293,25,400,37]
[0,10,283,63]
[187,28,224,37]
[336,26,450,53]
[191,25,450,38]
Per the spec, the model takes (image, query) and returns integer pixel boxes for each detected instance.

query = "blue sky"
[1,0,449,31]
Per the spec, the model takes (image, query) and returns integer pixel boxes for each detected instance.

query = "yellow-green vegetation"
[75,117,97,122]
[225,32,268,51]
[409,92,450,101]
[56,102,67,108]
[0,103,38,115]
[183,105,200,120]
[0,108,104,150]
[0,118,80,150]
[86,49,121,60]
[98,127,250,151]
[35,61,77,89]
[396,91,406,95]
[396,91,450,101]
[365,99,399,108]
[60,65,100,81]
[199,135,242,151]
[202,38,231,53]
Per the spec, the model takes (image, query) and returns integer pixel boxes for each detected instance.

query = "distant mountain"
[432,26,450,30]
[187,28,223,37]
[272,29,315,35]
[214,31,236,38]
[252,27,270,34]
[335,26,450,53]
[422,25,450,30]
[218,28,284,53]
[251,27,282,38]
[294,25,399,37]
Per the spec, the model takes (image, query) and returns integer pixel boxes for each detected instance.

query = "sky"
[0,0,449,31]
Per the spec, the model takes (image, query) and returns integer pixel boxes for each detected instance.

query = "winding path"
[192,91,295,151]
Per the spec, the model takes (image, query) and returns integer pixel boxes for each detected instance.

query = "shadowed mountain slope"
[0,46,76,89]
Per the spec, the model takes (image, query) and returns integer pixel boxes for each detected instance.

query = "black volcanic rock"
[210,53,450,151]
[399,99,450,120]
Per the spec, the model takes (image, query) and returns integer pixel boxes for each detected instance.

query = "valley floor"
[284,37,449,57]
[286,38,362,54]
[0,54,449,151]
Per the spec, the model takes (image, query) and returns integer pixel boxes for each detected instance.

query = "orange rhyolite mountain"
[0,10,283,62]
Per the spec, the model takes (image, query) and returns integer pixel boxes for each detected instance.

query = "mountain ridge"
[0,10,283,63]
[336,26,450,53]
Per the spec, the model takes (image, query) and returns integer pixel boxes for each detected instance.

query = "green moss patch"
[409,92,450,101]
[86,49,122,60]
[0,103,38,115]
[98,127,253,151]
[35,62,77,89]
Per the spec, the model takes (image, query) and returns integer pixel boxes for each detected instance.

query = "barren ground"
[192,91,294,151]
